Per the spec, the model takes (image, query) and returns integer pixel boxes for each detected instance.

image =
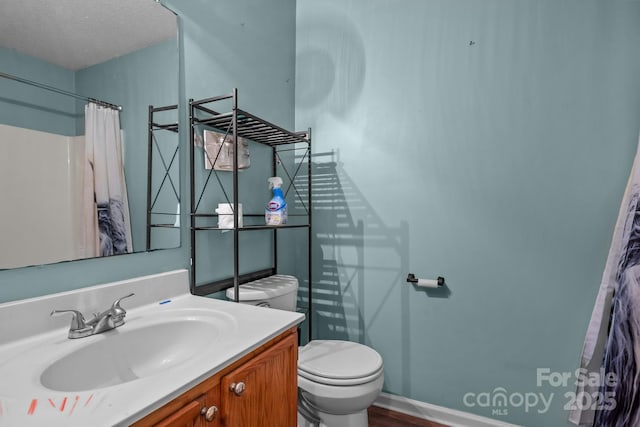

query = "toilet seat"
[299,366,383,386]
[298,340,384,386]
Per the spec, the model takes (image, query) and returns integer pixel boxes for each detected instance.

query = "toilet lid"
[298,340,383,383]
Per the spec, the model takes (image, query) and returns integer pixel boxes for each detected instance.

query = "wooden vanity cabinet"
[131,327,298,427]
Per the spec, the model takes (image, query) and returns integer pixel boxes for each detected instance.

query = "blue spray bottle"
[265,177,287,225]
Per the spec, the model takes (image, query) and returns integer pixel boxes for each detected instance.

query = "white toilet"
[227,275,384,427]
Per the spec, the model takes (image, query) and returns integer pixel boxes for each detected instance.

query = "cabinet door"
[221,332,298,427]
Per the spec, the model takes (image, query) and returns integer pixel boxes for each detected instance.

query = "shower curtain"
[571,136,640,426]
[81,103,132,258]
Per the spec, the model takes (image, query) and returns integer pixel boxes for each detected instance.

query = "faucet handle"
[111,293,135,313]
[51,309,87,328]
[110,293,135,326]
[51,309,92,339]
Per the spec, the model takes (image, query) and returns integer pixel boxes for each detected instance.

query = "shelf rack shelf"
[189,89,312,339]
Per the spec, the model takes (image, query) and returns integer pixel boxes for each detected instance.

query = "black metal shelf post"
[189,89,312,340]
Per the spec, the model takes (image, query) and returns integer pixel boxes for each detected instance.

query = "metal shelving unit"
[189,89,312,338]
[146,104,180,251]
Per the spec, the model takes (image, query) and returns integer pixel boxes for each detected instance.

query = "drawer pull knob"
[230,382,246,396]
[201,405,218,422]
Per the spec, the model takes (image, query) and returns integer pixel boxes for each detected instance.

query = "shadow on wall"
[295,6,366,117]
[302,151,453,396]
[301,150,412,343]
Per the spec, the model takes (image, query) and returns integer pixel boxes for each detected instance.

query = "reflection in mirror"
[0,0,180,269]
[147,104,180,251]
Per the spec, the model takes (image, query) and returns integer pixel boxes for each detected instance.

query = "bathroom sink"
[40,309,234,392]
[0,271,306,426]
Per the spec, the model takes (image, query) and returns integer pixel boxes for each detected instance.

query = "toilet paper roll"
[416,278,439,288]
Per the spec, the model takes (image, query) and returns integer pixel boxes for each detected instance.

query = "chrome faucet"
[51,293,134,339]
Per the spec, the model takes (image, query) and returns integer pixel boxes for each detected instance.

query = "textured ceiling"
[0,0,177,71]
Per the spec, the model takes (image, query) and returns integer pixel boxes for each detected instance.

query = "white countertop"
[0,270,305,427]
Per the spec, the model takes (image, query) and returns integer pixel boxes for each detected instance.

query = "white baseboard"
[374,392,521,427]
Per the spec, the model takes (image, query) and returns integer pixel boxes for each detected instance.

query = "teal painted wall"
[296,0,640,425]
[0,48,77,135]
[0,0,296,303]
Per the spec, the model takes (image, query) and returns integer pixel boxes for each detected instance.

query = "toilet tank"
[225,275,298,311]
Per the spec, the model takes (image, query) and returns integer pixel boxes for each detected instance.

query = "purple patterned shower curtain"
[571,137,640,426]
[82,102,132,258]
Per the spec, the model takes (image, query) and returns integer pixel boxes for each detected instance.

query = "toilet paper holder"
[406,273,445,287]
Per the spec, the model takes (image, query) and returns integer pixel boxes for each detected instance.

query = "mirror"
[0,0,180,269]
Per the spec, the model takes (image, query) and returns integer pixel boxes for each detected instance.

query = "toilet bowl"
[227,275,384,427]
[297,339,384,427]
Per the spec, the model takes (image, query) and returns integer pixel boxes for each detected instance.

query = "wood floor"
[368,405,449,427]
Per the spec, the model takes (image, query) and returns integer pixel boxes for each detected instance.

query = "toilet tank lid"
[298,340,383,380]
[225,274,298,301]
